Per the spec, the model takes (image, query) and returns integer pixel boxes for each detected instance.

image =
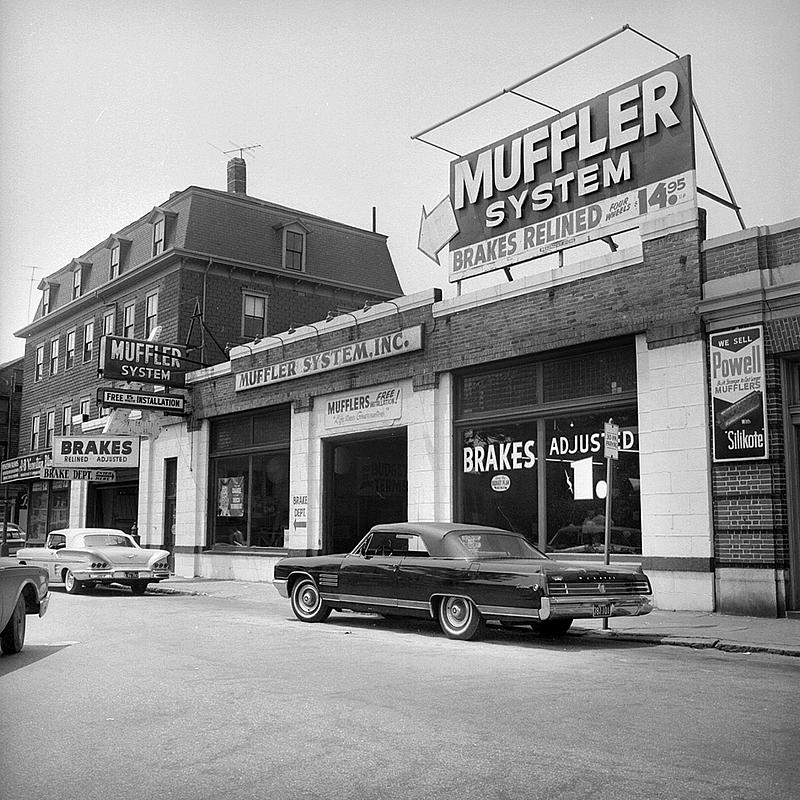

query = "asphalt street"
[1,587,798,800]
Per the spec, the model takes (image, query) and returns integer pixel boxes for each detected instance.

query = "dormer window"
[275,219,310,272]
[104,235,132,280]
[146,208,177,259]
[152,218,165,257]
[42,285,51,316]
[286,231,304,270]
[110,244,120,278]
[68,259,91,300]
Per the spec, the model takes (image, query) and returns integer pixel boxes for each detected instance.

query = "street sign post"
[602,419,620,630]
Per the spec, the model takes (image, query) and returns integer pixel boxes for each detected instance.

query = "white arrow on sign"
[418,196,459,264]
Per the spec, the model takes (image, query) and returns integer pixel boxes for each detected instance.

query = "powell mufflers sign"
[710,326,768,462]
[99,335,188,388]
[235,327,423,391]
[420,56,696,281]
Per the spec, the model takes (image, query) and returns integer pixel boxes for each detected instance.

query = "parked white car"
[17,528,170,595]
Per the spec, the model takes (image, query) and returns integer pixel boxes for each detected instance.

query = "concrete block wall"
[636,334,714,610]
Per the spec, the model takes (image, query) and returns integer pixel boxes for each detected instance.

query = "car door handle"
[392,564,400,573]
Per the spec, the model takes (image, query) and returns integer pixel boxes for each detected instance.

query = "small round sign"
[490,474,511,492]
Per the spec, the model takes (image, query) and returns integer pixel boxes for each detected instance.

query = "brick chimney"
[227,157,247,194]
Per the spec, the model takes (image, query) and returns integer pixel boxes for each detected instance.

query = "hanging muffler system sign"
[421,56,697,281]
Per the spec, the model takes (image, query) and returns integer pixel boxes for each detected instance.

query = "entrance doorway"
[323,429,408,554]
[87,482,139,535]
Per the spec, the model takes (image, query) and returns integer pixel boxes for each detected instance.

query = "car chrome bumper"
[273,578,289,598]
[38,593,49,617]
[538,595,653,620]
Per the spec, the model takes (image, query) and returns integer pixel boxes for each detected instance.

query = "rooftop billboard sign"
[420,56,696,282]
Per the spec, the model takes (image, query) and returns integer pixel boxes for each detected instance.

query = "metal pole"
[602,419,615,631]
[411,25,629,141]
[692,97,746,230]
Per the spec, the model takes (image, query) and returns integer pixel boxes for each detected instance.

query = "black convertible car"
[274,522,653,640]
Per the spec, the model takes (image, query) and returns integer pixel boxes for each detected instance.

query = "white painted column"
[636,334,714,610]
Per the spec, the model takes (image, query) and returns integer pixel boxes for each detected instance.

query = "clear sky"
[1,0,798,362]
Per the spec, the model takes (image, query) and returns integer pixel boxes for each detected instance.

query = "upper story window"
[103,310,115,337]
[83,320,95,363]
[104,235,131,279]
[65,329,76,370]
[35,345,44,381]
[49,338,59,375]
[123,302,136,338]
[242,293,267,340]
[145,292,159,337]
[72,267,82,299]
[146,207,177,260]
[80,397,90,421]
[285,231,304,270]
[30,415,40,451]
[42,285,51,316]
[152,218,165,257]
[110,244,120,279]
[276,219,310,272]
[45,410,55,449]
[62,404,72,436]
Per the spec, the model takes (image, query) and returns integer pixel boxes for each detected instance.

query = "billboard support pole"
[692,98,746,230]
[411,25,629,141]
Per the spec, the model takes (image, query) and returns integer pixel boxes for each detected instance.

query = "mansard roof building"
[13,159,402,540]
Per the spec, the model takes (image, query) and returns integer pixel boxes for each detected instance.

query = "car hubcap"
[447,599,467,627]
[300,586,317,612]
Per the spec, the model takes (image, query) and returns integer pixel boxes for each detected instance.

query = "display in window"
[218,476,245,517]
[460,424,539,543]
[545,411,641,555]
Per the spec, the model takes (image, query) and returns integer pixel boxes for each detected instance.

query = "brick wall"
[706,222,799,574]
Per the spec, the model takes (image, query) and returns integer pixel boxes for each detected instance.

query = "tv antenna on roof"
[224,142,262,159]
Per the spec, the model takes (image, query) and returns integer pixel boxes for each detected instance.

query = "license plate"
[593,603,612,617]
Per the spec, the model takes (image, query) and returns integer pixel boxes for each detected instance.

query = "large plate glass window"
[454,342,641,558]
[209,406,290,550]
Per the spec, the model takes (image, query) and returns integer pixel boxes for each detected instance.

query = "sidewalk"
[151,577,800,658]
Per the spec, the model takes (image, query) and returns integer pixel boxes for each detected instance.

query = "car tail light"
[90,561,109,569]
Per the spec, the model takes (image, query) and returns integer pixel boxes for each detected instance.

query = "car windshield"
[450,531,547,560]
[83,534,134,548]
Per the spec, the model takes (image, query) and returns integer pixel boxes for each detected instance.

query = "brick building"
[11,159,402,542]
[0,357,24,529]
[154,207,798,617]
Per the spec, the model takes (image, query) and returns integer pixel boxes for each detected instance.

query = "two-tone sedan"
[274,522,653,640]
[17,528,170,595]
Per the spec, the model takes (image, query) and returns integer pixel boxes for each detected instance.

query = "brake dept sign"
[53,436,140,468]
[448,56,695,281]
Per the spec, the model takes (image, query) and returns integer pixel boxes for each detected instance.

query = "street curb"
[579,629,800,658]
[151,584,800,658]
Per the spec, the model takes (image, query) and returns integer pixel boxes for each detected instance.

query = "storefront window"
[209,407,290,550]
[544,410,640,555]
[460,422,539,543]
[455,343,641,558]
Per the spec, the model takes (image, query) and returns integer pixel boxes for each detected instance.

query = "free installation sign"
[710,326,768,462]
[437,56,696,282]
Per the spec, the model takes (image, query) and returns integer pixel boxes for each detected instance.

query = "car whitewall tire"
[290,577,331,623]
[438,596,484,641]
[64,569,84,595]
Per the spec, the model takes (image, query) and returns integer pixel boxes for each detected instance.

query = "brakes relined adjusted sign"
[52,436,140,468]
